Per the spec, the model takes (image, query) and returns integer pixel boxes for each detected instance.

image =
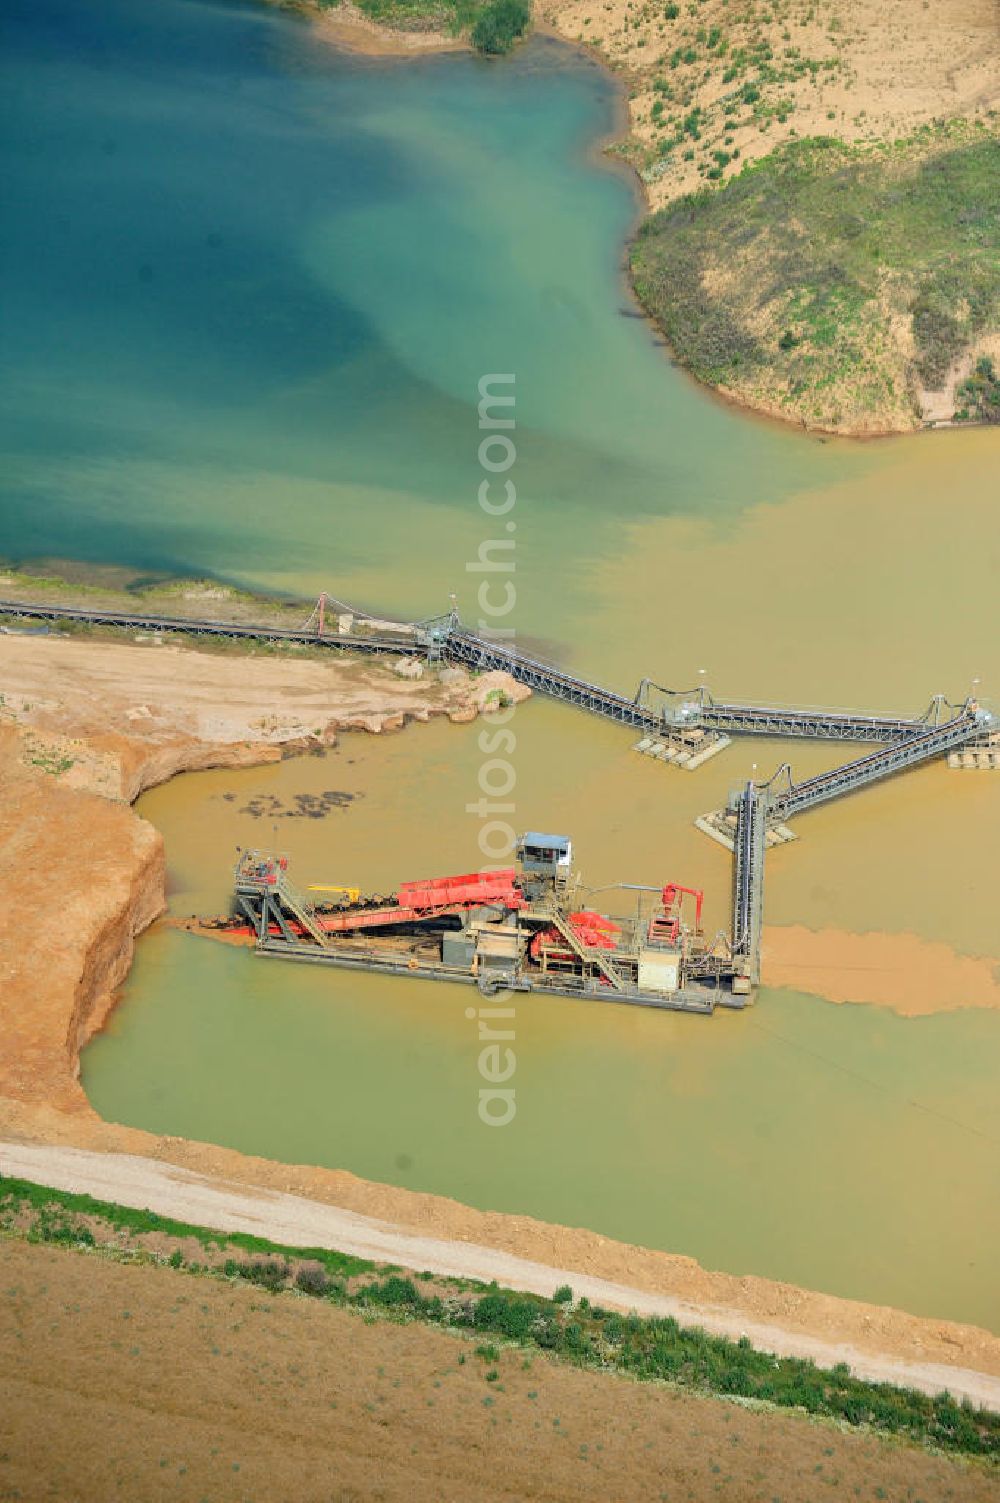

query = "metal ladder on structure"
[273,871,331,949]
[534,903,628,992]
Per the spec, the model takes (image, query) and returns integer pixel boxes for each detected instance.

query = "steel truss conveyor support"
[766,705,989,822]
[442,628,665,734]
[440,621,972,748]
[731,781,767,985]
[697,696,951,743]
[0,599,422,657]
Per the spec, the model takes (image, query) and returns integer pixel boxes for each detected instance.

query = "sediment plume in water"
[763,927,1000,1016]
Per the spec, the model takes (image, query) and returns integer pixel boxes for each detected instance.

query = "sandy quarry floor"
[2,1237,997,1503]
[0,631,525,801]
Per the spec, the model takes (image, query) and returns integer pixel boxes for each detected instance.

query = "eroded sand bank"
[0,632,529,1110]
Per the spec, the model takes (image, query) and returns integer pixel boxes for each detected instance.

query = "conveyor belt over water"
[731,782,767,985]
[443,627,664,731]
[3,596,989,761]
[441,625,967,745]
[766,707,986,820]
[697,700,942,743]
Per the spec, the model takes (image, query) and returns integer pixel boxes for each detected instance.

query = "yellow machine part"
[307,884,361,903]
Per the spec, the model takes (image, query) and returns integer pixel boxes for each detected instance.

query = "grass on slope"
[630,122,1000,432]
[313,0,530,52]
[2,1174,999,1462]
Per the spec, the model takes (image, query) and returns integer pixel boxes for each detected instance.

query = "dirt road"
[4,1140,998,1412]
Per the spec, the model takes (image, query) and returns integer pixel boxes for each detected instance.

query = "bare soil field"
[2,1237,997,1503]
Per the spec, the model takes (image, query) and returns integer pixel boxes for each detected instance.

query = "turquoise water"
[1,0,863,628]
[6,0,1000,1324]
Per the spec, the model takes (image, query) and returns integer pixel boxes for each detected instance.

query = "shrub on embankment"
[2,1173,999,1461]
[955,355,1000,424]
[317,0,530,54]
[470,0,529,54]
[629,122,1000,433]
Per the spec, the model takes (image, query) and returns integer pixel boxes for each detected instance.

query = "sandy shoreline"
[310,1,467,57]
[1,629,999,1395]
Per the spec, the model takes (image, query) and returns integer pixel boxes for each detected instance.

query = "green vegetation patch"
[630,124,1000,429]
[323,0,529,51]
[350,0,474,32]
[3,1173,1000,1461]
[955,355,1000,424]
[0,1175,369,1278]
[471,0,529,55]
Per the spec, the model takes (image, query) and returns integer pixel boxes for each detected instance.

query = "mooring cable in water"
[745,1012,1000,1147]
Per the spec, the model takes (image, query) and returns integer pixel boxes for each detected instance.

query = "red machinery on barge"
[218,834,753,1014]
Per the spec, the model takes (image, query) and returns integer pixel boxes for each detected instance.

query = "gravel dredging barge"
[200,835,759,1015]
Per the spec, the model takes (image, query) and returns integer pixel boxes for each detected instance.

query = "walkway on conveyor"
[0,599,420,655]
[443,627,664,732]
[731,781,767,985]
[442,625,967,745]
[2,598,990,778]
[766,708,984,821]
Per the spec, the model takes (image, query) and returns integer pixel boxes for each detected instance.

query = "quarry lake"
[3,0,998,1325]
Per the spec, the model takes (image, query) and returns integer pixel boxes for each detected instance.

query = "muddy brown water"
[85,654,1000,1327]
